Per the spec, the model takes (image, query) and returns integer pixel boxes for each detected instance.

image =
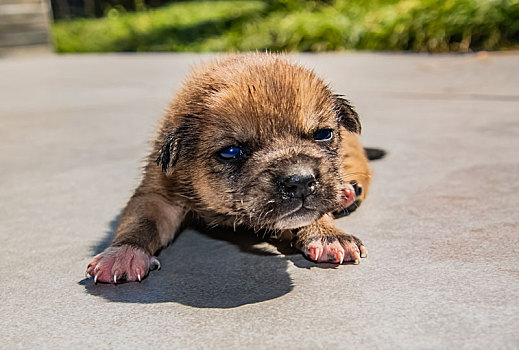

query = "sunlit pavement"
[1,52,518,348]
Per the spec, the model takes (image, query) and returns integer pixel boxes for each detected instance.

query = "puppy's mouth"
[272,201,322,230]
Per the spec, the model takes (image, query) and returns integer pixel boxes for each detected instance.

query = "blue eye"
[219,146,244,160]
[313,129,333,141]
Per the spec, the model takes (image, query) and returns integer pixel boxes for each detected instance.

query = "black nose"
[280,174,317,198]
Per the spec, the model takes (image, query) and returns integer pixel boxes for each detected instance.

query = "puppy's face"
[158,55,360,230]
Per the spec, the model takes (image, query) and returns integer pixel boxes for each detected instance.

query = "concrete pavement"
[0,52,518,349]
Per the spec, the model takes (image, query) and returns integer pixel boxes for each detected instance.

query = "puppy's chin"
[272,208,322,230]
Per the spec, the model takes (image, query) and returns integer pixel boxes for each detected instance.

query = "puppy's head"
[157,54,361,230]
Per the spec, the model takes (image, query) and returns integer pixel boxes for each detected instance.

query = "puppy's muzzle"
[279,174,317,199]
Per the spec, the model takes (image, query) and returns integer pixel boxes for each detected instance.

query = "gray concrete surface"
[0,52,518,349]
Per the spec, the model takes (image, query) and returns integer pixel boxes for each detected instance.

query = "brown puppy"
[86,53,372,284]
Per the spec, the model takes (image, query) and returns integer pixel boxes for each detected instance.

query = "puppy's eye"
[218,146,244,160]
[313,128,333,141]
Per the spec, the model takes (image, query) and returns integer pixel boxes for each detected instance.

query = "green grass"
[52,0,519,53]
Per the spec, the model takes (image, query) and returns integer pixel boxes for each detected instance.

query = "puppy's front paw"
[86,245,160,284]
[299,233,367,264]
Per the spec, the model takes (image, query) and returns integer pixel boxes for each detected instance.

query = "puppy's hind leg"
[86,192,187,284]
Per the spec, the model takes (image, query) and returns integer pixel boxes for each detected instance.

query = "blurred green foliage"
[52,0,519,52]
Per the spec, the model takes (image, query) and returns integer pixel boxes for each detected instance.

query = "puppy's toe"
[324,241,346,264]
[304,239,344,263]
[307,244,323,262]
[337,234,365,264]
[359,245,368,258]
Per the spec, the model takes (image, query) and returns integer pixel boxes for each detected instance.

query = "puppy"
[87,53,372,284]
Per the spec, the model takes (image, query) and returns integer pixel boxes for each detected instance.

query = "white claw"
[113,274,117,284]
[150,257,161,270]
[137,274,141,282]
[315,248,320,261]
[94,275,98,284]
[86,272,91,278]
[339,252,344,264]
[360,247,368,258]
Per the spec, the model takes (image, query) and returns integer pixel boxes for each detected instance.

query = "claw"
[94,274,98,284]
[85,272,91,278]
[353,251,360,264]
[338,251,344,264]
[150,258,161,271]
[113,274,117,284]
[137,273,141,282]
[308,247,321,262]
[360,246,368,258]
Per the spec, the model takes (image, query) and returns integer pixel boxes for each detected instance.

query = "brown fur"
[87,53,372,283]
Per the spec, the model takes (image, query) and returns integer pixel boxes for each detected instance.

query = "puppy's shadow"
[81,214,319,308]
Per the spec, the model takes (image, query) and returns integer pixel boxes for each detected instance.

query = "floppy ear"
[335,95,361,134]
[156,130,180,174]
